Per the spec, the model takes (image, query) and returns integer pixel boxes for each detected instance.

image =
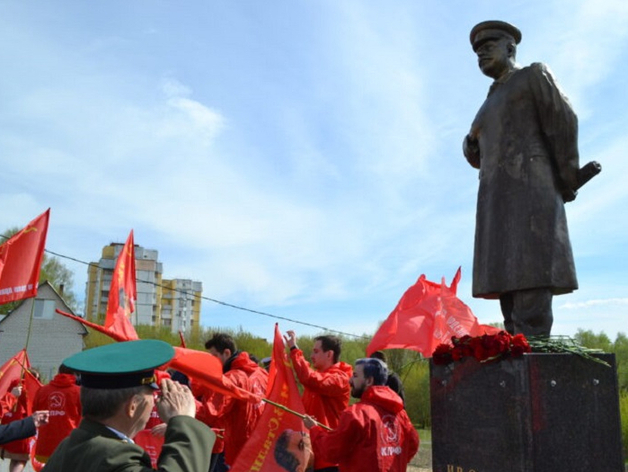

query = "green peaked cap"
[63,339,175,390]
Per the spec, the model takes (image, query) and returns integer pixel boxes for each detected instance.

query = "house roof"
[0,281,88,335]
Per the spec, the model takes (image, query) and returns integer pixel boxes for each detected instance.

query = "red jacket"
[310,386,419,472]
[32,373,81,460]
[290,348,352,469]
[196,351,268,466]
[0,386,30,455]
[290,348,351,428]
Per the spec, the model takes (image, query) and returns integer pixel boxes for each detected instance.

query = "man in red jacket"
[198,332,268,471]
[32,365,82,464]
[285,331,352,472]
[304,358,419,472]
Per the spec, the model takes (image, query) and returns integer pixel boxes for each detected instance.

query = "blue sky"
[2,1,626,342]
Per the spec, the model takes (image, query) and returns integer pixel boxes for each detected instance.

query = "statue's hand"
[463,134,480,169]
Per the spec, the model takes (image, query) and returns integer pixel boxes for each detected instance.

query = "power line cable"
[1,233,368,339]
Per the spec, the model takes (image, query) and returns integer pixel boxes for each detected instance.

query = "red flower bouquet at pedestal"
[432,331,531,365]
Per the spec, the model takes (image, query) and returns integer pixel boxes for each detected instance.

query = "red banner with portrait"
[230,324,313,472]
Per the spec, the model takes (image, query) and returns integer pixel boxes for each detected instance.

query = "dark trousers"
[209,452,228,472]
[500,288,553,337]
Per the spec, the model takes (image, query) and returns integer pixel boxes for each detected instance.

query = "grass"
[409,428,432,470]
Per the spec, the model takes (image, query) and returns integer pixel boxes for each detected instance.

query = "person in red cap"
[285,330,352,472]
[463,20,584,337]
[32,365,82,464]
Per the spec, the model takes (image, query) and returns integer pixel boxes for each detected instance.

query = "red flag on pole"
[104,230,139,341]
[169,347,262,403]
[0,349,30,403]
[230,324,312,472]
[21,369,42,416]
[0,209,50,304]
[55,308,130,342]
[366,268,500,357]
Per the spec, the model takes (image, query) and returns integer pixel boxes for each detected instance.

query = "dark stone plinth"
[430,353,624,472]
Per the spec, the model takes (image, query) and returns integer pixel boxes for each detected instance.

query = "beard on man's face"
[351,383,365,399]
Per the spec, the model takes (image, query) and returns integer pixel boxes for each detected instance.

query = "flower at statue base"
[432,331,531,365]
[432,344,453,364]
[510,333,531,357]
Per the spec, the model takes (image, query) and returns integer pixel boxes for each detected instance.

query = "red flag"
[230,324,312,472]
[0,209,50,304]
[366,268,500,357]
[21,369,42,415]
[178,331,187,348]
[0,350,30,402]
[168,347,261,404]
[104,230,139,341]
[29,440,45,472]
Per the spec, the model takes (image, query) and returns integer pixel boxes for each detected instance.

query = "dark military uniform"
[42,416,213,472]
[41,339,214,472]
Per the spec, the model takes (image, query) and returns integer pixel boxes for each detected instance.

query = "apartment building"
[85,243,202,334]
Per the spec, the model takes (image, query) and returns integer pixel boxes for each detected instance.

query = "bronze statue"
[463,21,600,337]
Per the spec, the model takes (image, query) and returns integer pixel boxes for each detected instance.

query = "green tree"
[573,329,613,352]
[573,329,627,391]
[620,391,628,458]
[612,332,628,392]
[0,227,78,314]
[40,255,78,309]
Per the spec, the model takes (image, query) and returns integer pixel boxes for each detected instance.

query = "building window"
[33,299,56,320]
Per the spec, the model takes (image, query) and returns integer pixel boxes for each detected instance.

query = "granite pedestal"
[430,353,624,472]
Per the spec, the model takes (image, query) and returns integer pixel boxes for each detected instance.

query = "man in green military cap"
[42,339,215,472]
[463,20,582,337]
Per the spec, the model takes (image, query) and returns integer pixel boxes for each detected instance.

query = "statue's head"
[470,20,521,79]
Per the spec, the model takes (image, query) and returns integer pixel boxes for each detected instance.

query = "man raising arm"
[285,330,352,472]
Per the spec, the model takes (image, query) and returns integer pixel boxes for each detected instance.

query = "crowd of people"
[0,332,419,472]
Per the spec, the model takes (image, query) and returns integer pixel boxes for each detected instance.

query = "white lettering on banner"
[49,410,67,416]
[0,284,36,297]
[447,316,467,337]
[380,446,402,457]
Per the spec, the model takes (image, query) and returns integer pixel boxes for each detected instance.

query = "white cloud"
[559,298,628,310]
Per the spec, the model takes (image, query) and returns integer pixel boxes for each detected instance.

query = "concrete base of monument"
[430,353,624,472]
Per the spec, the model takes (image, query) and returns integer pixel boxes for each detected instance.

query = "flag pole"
[11,297,37,413]
[24,296,37,354]
[261,398,332,431]
[18,296,38,383]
